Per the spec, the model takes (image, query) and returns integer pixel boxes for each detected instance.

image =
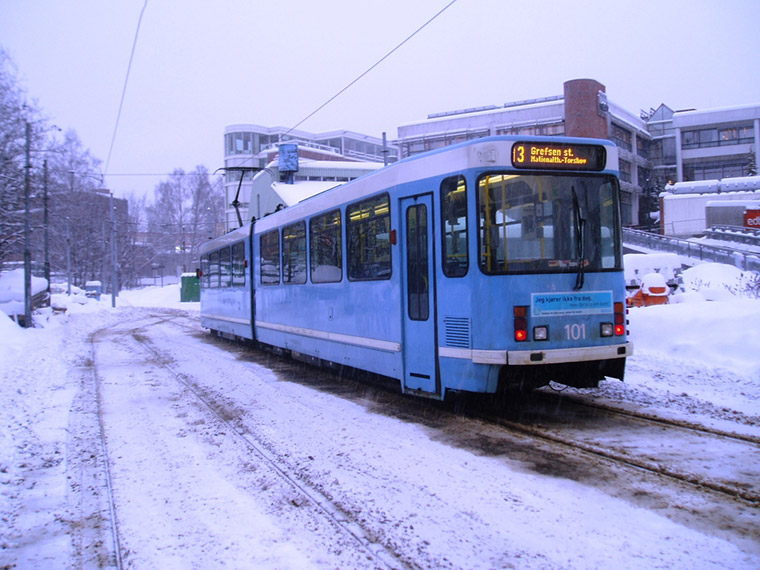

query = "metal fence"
[623,228,760,272]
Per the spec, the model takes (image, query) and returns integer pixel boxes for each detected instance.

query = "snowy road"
[78,309,760,566]
[2,295,760,568]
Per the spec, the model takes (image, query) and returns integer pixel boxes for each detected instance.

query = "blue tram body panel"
[199,224,254,339]
[200,136,632,400]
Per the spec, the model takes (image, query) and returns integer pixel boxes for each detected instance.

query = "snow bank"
[0,268,48,316]
[624,253,681,287]
[627,262,760,376]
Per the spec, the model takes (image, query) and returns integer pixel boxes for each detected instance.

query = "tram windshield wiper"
[571,186,586,290]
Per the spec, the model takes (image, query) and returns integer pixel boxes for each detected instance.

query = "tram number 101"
[564,323,587,340]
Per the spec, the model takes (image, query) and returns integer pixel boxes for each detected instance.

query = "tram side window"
[219,246,232,287]
[232,241,246,286]
[310,209,342,283]
[208,250,220,288]
[347,194,391,281]
[260,230,280,285]
[283,221,307,284]
[441,175,468,277]
[200,255,209,288]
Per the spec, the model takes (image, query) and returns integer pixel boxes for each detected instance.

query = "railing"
[705,225,760,248]
[623,227,760,272]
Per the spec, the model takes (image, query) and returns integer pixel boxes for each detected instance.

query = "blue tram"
[199,136,632,399]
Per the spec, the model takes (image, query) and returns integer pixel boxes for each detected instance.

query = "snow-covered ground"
[1,263,759,568]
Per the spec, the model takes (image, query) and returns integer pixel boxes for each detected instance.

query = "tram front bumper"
[438,342,633,365]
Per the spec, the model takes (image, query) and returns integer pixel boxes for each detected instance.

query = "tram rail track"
[164,309,760,508]
[126,316,413,570]
[98,308,760,560]
[476,391,760,506]
[65,327,126,569]
[557,392,760,446]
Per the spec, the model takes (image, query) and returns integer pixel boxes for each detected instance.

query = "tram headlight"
[600,322,614,337]
[533,326,548,341]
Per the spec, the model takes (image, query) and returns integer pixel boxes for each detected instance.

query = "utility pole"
[23,122,32,328]
[43,159,50,297]
[110,192,118,308]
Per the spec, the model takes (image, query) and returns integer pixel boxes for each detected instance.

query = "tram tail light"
[614,302,625,336]
[514,306,528,342]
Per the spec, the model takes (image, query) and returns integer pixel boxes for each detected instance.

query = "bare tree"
[146,166,224,277]
[0,49,45,270]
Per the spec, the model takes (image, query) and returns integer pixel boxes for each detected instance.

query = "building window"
[260,230,280,285]
[719,127,737,143]
[226,132,253,156]
[610,124,633,152]
[441,175,468,277]
[310,210,342,283]
[282,221,307,284]
[684,158,747,181]
[637,137,650,159]
[738,126,754,142]
[347,194,391,281]
[619,159,632,183]
[682,124,754,149]
[620,191,632,226]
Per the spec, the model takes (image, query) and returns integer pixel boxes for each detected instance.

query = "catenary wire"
[284,0,459,136]
[104,0,149,180]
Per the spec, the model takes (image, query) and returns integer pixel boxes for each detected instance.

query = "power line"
[103,172,224,177]
[285,0,459,135]
[104,0,148,179]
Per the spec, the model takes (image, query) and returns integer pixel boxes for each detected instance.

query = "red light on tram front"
[514,306,528,342]
[614,302,625,336]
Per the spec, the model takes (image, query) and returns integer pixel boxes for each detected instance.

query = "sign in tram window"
[282,221,307,284]
[441,175,468,277]
[347,194,391,281]
[310,210,342,283]
[511,142,606,171]
[260,230,280,285]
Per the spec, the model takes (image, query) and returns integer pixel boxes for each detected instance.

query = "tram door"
[400,194,439,396]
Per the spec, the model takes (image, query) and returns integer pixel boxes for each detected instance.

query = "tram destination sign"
[511,142,606,171]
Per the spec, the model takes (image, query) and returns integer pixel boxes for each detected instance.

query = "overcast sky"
[2,0,759,200]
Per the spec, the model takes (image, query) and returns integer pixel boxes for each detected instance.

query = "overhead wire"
[104,0,149,181]
[285,0,458,137]
[102,1,457,184]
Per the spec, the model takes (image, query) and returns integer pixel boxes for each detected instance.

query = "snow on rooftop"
[272,180,341,206]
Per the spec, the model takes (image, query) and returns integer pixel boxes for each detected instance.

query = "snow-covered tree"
[146,166,224,274]
[747,150,757,177]
[0,49,45,270]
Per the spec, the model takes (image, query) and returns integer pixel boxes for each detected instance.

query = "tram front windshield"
[478,173,622,274]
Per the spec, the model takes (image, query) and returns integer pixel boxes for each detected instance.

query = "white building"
[223,125,396,231]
